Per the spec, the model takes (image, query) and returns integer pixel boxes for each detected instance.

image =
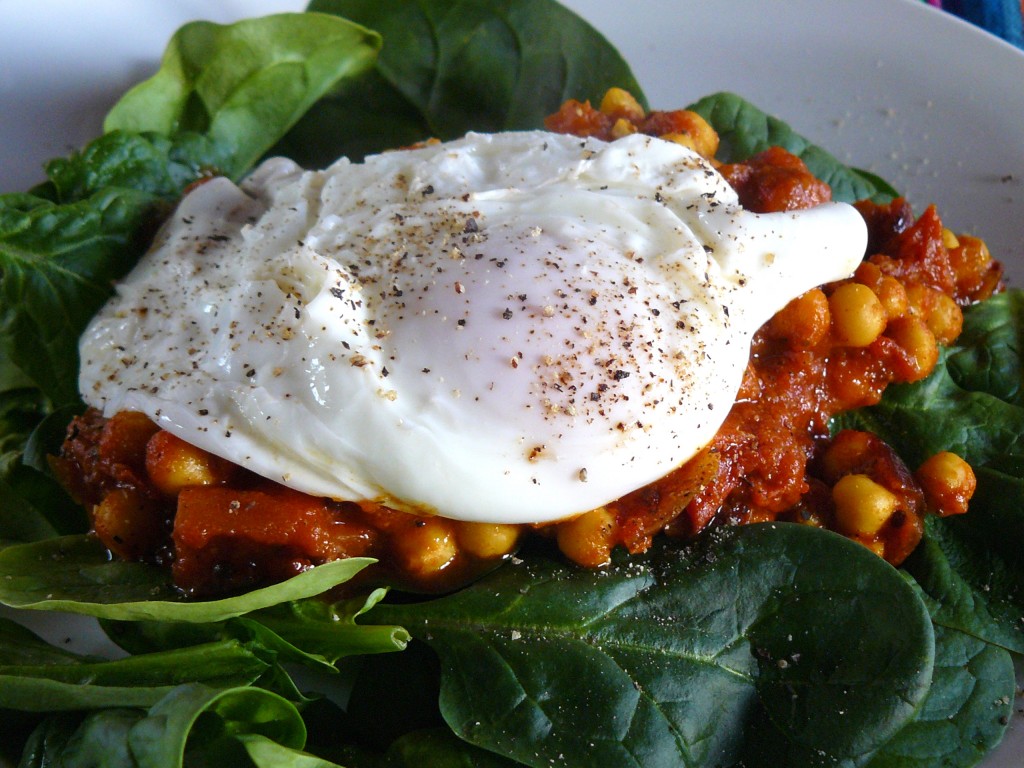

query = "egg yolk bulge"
[79,131,866,524]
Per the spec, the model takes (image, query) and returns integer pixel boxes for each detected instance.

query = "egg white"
[79,131,866,523]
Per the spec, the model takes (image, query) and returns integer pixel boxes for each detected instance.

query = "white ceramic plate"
[1,1,1022,764]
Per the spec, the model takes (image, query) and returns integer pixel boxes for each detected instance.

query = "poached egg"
[79,131,866,523]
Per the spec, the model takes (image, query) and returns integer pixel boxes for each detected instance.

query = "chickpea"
[829,283,887,347]
[92,487,164,561]
[832,474,899,537]
[456,522,520,560]
[599,87,644,122]
[674,112,719,159]
[905,284,961,343]
[145,431,235,496]
[875,276,909,321]
[556,507,617,567]
[391,518,458,578]
[661,125,719,159]
[765,289,830,347]
[931,293,963,344]
[887,316,939,381]
[661,132,698,153]
[853,263,908,321]
[916,452,976,517]
[610,118,636,139]
[819,430,873,481]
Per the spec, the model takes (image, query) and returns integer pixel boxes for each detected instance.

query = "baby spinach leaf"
[100,591,409,675]
[238,733,349,768]
[687,91,897,204]
[742,612,1013,768]
[40,131,228,205]
[835,286,1024,726]
[0,535,375,622]
[240,590,410,664]
[945,289,1023,407]
[0,131,249,422]
[0,616,271,712]
[387,728,523,767]
[863,621,1014,768]
[129,684,312,768]
[836,292,1024,586]
[0,645,267,713]
[0,405,66,545]
[3,9,383,413]
[18,711,139,768]
[1,404,87,546]
[104,13,381,180]
[18,683,338,768]
[904,517,1024,655]
[0,616,87,667]
[370,524,934,768]
[276,0,646,166]
[0,185,163,407]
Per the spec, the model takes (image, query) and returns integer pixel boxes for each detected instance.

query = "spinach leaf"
[239,733,347,768]
[903,517,1024,654]
[387,728,523,767]
[858,600,1015,768]
[370,524,934,768]
[687,92,897,204]
[0,535,375,622]
[104,13,381,180]
[100,590,409,671]
[239,590,410,664]
[18,683,339,768]
[274,0,646,166]
[0,644,267,712]
[945,289,1023,407]
[0,184,164,407]
[39,130,229,205]
[0,392,74,544]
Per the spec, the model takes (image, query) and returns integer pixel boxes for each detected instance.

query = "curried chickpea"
[92,487,164,561]
[391,518,458,578]
[819,430,874,481]
[905,284,963,344]
[832,474,900,537]
[875,276,910,321]
[887,316,939,381]
[456,521,521,560]
[556,507,618,568]
[599,87,645,123]
[145,431,235,496]
[610,118,636,139]
[765,289,830,347]
[926,292,963,345]
[829,283,887,347]
[853,263,908,321]
[916,452,976,517]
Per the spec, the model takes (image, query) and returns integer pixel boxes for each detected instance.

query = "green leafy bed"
[0,2,1021,766]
